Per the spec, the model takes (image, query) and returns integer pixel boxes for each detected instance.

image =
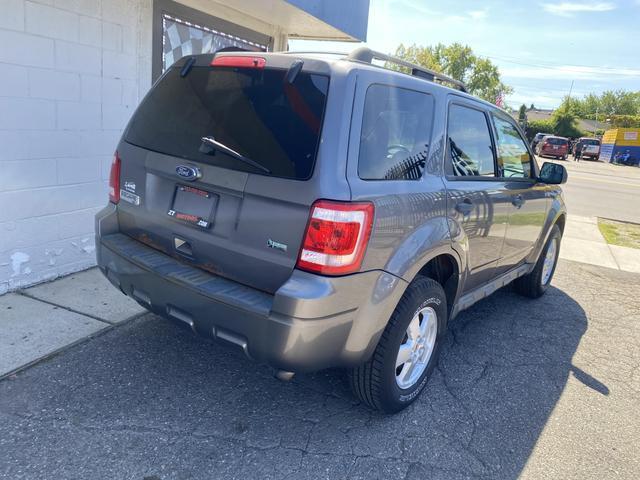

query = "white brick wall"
[0,0,153,293]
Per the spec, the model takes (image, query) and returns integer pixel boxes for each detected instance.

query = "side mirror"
[539,162,567,184]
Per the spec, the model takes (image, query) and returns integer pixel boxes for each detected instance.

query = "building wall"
[0,0,153,294]
[0,0,368,294]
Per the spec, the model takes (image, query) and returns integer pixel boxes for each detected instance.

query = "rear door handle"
[512,194,525,208]
[455,199,474,215]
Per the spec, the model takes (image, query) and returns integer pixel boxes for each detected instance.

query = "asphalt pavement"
[539,157,640,223]
[1,259,639,480]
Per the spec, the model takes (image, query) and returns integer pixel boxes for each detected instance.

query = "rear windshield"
[582,139,600,145]
[125,66,329,180]
[547,137,567,145]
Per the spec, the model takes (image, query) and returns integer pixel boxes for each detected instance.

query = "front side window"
[358,85,434,180]
[492,115,533,179]
[448,104,495,177]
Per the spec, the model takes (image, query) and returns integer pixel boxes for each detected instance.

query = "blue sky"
[290,0,640,109]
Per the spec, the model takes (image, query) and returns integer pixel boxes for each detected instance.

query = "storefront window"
[162,14,267,71]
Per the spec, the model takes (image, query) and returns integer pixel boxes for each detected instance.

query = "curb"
[0,310,147,382]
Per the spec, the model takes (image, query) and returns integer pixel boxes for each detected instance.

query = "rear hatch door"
[583,140,600,155]
[116,55,330,293]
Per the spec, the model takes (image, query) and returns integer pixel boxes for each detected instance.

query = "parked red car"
[536,136,569,160]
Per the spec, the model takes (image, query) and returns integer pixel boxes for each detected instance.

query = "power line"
[508,84,587,94]
[476,51,640,73]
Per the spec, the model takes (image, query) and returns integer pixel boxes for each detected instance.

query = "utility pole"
[568,80,574,99]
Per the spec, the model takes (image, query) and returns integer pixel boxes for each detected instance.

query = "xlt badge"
[267,239,288,252]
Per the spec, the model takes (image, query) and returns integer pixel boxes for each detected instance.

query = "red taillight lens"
[108,151,121,204]
[296,200,374,275]
[210,56,266,69]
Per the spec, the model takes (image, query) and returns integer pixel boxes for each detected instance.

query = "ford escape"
[95,48,568,413]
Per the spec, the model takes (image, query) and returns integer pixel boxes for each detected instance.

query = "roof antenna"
[285,59,304,84]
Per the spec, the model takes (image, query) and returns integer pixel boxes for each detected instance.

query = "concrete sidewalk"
[1,215,639,379]
[0,269,145,377]
[559,215,640,274]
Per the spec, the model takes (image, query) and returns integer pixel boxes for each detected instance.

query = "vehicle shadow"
[0,283,593,479]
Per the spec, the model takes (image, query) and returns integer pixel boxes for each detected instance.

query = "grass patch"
[598,218,640,249]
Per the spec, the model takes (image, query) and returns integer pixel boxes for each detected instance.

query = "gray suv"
[95,48,567,413]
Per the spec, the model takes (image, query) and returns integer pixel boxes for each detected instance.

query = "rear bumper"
[95,206,407,372]
[541,150,567,156]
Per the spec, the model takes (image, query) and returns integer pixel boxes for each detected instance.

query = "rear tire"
[514,224,561,298]
[350,277,447,413]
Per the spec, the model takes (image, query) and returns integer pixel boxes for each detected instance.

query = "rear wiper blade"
[200,136,271,174]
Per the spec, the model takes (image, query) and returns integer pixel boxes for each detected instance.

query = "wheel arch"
[412,251,462,320]
[527,194,567,264]
[555,212,566,235]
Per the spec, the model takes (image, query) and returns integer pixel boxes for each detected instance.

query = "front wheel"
[350,277,447,413]
[514,224,562,298]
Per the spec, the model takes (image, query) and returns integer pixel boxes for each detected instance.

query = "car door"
[443,100,513,293]
[490,112,549,273]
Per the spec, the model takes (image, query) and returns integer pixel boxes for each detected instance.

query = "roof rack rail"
[346,46,467,93]
[281,51,349,57]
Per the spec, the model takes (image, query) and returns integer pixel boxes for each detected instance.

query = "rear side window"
[125,66,328,180]
[358,85,434,180]
[492,115,532,179]
[448,104,495,177]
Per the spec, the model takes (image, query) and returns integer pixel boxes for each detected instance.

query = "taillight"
[210,56,266,69]
[296,200,374,275]
[108,151,121,204]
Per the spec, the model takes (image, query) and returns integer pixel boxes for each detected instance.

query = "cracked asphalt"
[1,259,639,480]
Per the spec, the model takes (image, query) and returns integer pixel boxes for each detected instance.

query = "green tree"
[608,115,640,128]
[518,104,527,122]
[568,90,640,119]
[558,95,582,116]
[581,93,600,118]
[391,43,441,72]
[551,104,583,138]
[391,43,512,103]
[525,119,554,141]
[467,57,510,104]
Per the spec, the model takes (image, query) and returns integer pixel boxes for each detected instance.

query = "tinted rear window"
[583,139,600,145]
[547,137,567,145]
[125,66,329,180]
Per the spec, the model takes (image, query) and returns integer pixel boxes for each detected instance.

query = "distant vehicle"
[531,132,553,151]
[574,137,600,161]
[536,136,569,160]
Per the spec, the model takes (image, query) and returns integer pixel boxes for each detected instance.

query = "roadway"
[538,156,640,224]
[2,260,640,479]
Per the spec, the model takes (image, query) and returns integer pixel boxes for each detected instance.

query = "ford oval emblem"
[175,165,201,181]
